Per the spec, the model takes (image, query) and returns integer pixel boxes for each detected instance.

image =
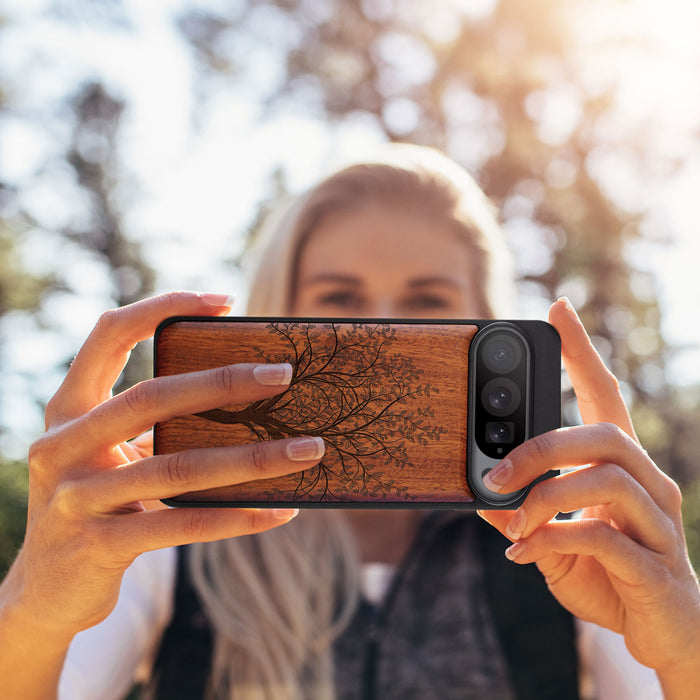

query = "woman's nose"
[365,300,397,318]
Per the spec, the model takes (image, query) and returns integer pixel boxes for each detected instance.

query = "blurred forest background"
[1,0,700,575]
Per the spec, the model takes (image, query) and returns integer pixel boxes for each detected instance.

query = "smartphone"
[154,317,560,509]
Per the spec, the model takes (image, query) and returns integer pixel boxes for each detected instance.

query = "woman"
[0,145,697,699]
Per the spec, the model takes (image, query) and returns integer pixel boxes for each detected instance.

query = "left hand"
[478,298,700,688]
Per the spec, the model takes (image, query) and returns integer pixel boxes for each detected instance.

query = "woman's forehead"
[298,203,472,274]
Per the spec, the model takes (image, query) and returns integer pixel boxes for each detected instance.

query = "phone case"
[154,317,560,509]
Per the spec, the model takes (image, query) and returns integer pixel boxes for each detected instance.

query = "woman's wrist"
[0,617,71,699]
[0,556,75,698]
[657,666,700,700]
[1,551,76,646]
[655,646,700,700]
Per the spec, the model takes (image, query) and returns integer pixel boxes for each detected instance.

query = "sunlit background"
[1,0,700,566]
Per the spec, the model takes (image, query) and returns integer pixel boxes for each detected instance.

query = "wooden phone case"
[154,317,560,508]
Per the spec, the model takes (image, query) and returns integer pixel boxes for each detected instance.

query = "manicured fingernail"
[273,508,299,521]
[506,509,527,540]
[557,296,578,319]
[199,293,236,308]
[505,541,527,561]
[286,436,325,462]
[254,363,293,386]
[483,460,512,493]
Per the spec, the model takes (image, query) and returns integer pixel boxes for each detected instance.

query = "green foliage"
[0,460,28,577]
[0,225,53,315]
[682,478,700,572]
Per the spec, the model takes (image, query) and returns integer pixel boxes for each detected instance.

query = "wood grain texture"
[155,320,478,505]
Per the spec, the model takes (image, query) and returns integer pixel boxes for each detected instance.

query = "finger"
[108,506,301,558]
[86,436,325,508]
[503,464,676,554]
[476,509,516,539]
[128,430,153,459]
[47,292,235,424]
[483,423,681,515]
[503,517,663,588]
[69,362,293,454]
[120,431,152,461]
[548,298,636,439]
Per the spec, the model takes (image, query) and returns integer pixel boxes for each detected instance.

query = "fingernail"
[483,460,512,493]
[286,436,325,462]
[505,541,527,561]
[557,296,578,319]
[254,363,293,386]
[273,508,299,521]
[199,293,236,308]
[506,509,527,540]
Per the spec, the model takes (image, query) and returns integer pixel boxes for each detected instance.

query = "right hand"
[7,292,324,639]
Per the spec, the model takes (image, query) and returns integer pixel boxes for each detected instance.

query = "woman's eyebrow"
[301,273,362,286]
[407,277,462,290]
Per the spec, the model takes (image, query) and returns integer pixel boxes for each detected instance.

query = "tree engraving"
[195,322,445,501]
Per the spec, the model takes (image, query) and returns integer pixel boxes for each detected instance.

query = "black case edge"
[154,316,561,510]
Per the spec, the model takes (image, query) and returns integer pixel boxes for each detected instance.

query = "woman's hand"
[1,292,324,644]
[478,298,700,696]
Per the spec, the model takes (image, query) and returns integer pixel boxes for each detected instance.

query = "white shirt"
[59,548,663,700]
[59,548,176,700]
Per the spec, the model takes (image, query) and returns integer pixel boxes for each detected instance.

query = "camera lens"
[481,378,521,417]
[486,421,514,444]
[489,387,511,411]
[482,334,522,374]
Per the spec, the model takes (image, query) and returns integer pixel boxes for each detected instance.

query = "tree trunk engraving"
[195,322,445,501]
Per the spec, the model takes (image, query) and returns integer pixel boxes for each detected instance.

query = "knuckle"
[648,558,675,591]
[183,510,212,541]
[600,462,632,490]
[94,308,137,356]
[596,421,628,446]
[28,432,63,478]
[244,509,268,532]
[44,395,63,426]
[28,435,51,474]
[659,512,683,554]
[123,380,158,416]
[52,479,83,517]
[522,432,555,465]
[157,451,197,489]
[529,477,555,510]
[213,364,238,394]
[244,441,270,476]
[583,517,615,546]
[602,369,621,396]
[663,476,683,513]
[94,308,121,337]
[161,291,191,309]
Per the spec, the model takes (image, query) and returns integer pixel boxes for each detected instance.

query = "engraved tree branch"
[196,323,446,500]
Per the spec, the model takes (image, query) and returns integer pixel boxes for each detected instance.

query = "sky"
[1,0,699,456]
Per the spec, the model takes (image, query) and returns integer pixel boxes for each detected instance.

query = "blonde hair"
[188,145,514,699]
[189,512,359,700]
[246,143,514,318]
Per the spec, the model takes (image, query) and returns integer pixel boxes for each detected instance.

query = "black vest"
[148,514,579,699]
